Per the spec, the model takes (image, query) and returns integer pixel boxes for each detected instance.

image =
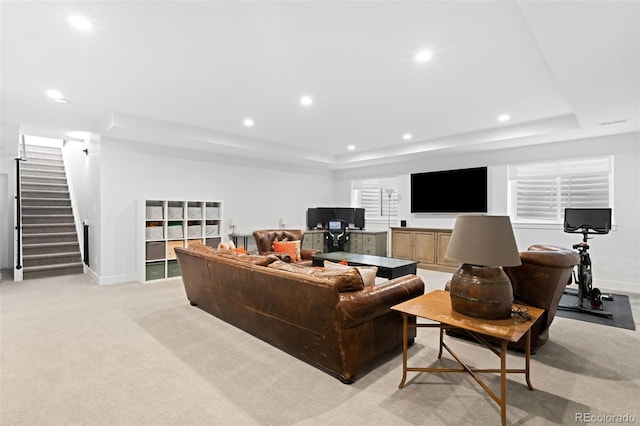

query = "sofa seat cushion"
[267,260,364,292]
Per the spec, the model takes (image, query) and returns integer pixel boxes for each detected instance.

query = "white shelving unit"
[141,200,223,282]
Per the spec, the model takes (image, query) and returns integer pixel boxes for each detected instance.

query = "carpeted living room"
[1,1,639,425]
[1,269,639,425]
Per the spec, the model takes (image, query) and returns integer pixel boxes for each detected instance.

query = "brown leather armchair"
[503,244,579,351]
[447,244,579,352]
[252,229,321,264]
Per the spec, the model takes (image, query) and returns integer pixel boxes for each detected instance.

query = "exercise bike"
[558,208,613,318]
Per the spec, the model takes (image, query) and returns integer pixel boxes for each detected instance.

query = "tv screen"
[411,167,488,213]
[328,220,342,231]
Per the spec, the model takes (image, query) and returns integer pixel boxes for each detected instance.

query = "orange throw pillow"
[234,246,249,255]
[272,241,298,261]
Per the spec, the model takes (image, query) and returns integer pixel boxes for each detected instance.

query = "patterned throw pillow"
[323,260,378,287]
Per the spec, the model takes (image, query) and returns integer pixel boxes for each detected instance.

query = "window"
[509,156,613,223]
[351,177,398,223]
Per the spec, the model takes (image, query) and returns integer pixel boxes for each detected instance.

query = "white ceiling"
[1,1,638,170]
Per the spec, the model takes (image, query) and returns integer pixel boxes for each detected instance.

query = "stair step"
[20,162,65,172]
[22,207,73,216]
[22,174,67,183]
[21,156,63,166]
[21,190,70,199]
[21,198,71,207]
[23,252,82,268]
[22,263,84,280]
[23,241,81,255]
[25,145,62,154]
[20,169,66,179]
[22,215,74,224]
[22,182,68,190]
[22,223,77,234]
[23,232,78,244]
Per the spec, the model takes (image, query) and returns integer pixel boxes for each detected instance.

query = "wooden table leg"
[525,329,534,390]
[500,340,507,426]
[399,313,408,388]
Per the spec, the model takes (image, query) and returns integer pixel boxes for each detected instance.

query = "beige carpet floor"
[1,269,639,425]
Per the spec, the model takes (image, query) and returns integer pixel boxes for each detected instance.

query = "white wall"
[61,135,102,281]
[334,132,640,293]
[96,138,336,284]
[0,122,19,271]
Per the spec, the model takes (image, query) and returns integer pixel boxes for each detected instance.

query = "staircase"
[19,144,84,280]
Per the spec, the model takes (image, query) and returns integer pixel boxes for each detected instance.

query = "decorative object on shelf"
[229,217,236,235]
[279,217,286,229]
[445,215,521,320]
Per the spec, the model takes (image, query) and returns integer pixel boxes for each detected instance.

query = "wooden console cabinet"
[390,227,459,272]
[303,230,387,256]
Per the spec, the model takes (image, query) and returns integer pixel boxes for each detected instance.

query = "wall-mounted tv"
[411,167,488,213]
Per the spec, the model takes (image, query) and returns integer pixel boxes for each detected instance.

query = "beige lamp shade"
[446,215,521,267]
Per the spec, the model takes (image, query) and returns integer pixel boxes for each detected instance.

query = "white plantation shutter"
[352,178,398,221]
[509,157,612,223]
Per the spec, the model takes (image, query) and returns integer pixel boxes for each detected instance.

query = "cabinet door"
[414,232,436,264]
[391,231,414,259]
[436,232,459,267]
[302,233,313,249]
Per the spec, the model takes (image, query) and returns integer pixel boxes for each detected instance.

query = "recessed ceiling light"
[47,89,63,99]
[498,114,511,122]
[68,15,92,31]
[300,95,313,107]
[243,118,254,127]
[414,49,433,63]
[403,133,413,141]
[347,145,355,151]
[46,89,69,103]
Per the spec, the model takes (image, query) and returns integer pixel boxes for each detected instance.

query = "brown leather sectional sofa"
[175,246,424,383]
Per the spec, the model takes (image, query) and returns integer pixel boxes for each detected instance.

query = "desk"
[312,251,418,279]
[229,233,252,248]
[392,290,544,426]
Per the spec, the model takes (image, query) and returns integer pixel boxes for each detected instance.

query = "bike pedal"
[601,294,614,301]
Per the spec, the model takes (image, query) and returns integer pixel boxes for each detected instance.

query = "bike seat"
[572,242,589,250]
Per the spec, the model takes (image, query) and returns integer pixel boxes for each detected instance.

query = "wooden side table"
[392,290,545,426]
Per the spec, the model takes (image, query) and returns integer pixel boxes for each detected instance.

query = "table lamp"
[445,215,522,320]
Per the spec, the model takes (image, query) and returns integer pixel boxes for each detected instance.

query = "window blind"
[509,157,612,223]
[353,178,398,221]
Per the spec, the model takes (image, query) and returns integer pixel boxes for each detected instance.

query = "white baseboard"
[596,279,640,295]
[84,266,138,285]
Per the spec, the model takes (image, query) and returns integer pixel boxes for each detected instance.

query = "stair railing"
[14,135,28,275]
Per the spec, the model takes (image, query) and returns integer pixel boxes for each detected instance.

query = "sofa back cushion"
[182,244,278,266]
[267,260,364,292]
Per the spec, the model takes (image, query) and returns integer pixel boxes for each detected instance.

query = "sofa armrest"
[301,248,321,260]
[336,275,424,328]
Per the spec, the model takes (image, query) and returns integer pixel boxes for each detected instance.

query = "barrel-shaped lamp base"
[449,263,514,320]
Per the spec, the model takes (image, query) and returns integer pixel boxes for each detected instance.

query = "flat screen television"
[411,167,488,213]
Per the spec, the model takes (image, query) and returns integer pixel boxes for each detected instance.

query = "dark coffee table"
[312,251,418,279]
